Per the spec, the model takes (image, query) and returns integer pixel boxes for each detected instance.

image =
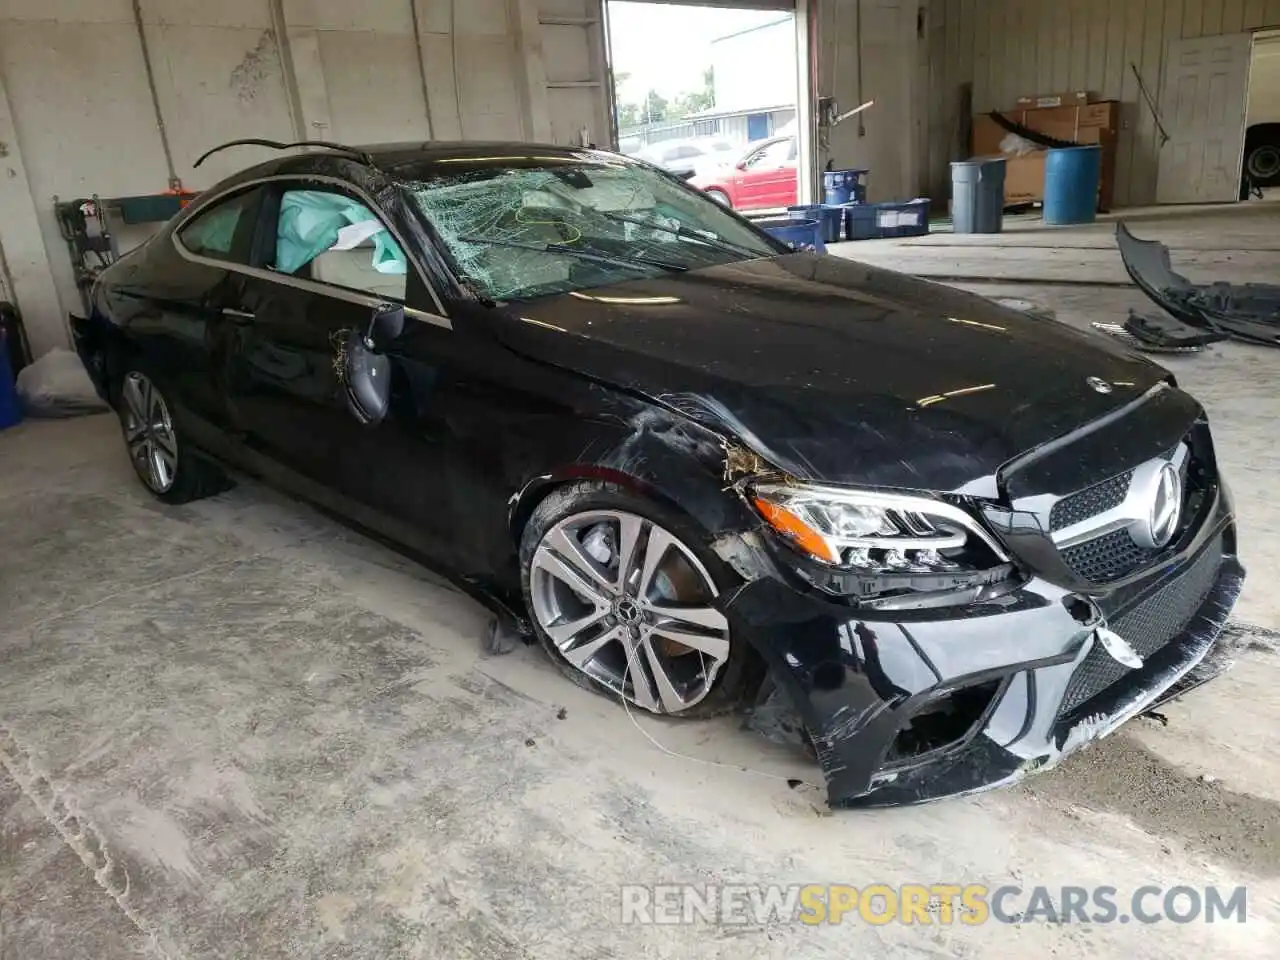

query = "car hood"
[494,253,1166,492]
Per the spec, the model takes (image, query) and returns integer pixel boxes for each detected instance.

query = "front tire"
[117,369,227,504]
[520,481,759,718]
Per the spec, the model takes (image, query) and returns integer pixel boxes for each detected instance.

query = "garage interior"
[2,1,1280,958]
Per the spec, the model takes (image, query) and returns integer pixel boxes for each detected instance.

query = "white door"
[1157,34,1254,204]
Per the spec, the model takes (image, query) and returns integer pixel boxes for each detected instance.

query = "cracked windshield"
[408,159,776,301]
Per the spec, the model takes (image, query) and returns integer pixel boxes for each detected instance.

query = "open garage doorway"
[606,0,810,213]
[1244,30,1280,197]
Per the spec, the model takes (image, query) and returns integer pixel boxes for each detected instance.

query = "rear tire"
[1244,142,1280,187]
[520,481,761,718]
[704,188,732,209]
[116,368,228,505]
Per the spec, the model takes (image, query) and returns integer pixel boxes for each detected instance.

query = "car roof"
[208,141,631,191]
[735,135,792,158]
[638,138,695,154]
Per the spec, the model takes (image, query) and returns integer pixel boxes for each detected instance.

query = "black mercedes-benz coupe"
[72,139,1243,806]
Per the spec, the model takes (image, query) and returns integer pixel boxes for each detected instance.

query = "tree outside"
[616,66,714,129]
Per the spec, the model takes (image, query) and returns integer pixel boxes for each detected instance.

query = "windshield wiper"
[597,211,763,260]
[456,235,688,273]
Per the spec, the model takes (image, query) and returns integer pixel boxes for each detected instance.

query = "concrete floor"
[3,203,1280,959]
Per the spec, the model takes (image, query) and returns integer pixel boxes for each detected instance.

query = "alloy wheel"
[529,510,731,714]
[120,372,178,494]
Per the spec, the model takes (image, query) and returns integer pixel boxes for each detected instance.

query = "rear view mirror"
[342,304,403,426]
[368,303,404,350]
[342,329,391,426]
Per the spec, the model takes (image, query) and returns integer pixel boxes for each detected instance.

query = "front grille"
[1058,537,1223,716]
[1049,471,1132,532]
[1060,528,1160,583]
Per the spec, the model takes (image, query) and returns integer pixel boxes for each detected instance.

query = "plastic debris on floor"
[14,347,109,418]
[1117,221,1280,349]
[1092,309,1227,354]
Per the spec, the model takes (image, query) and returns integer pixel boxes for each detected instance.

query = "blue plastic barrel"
[757,217,826,254]
[1043,146,1102,225]
[787,204,841,243]
[0,330,22,431]
[822,169,868,206]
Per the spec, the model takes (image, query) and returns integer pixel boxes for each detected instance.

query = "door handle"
[222,307,255,323]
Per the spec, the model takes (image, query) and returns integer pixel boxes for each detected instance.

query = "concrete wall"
[0,0,609,357]
[922,0,1280,206]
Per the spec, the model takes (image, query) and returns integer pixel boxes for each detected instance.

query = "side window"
[176,187,264,264]
[273,188,408,302]
[756,139,792,169]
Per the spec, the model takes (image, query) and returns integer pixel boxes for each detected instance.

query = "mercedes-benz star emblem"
[1145,462,1183,548]
[1086,377,1113,394]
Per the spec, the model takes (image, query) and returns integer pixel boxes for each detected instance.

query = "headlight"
[750,482,1009,577]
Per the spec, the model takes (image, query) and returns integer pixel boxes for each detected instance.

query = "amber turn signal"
[752,496,840,564]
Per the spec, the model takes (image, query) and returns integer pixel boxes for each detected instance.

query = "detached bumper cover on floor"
[721,485,1242,806]
[1117,222,1280,346]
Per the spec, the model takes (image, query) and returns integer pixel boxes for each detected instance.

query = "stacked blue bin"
[757,217,825,254]
[779,170,871,244]
[0,328,23,431]
[786,204,842,244]
[824,169,869,206]
[845,200,931,241]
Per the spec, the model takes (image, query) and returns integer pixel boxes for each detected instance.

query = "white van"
[1245,35,1280,188]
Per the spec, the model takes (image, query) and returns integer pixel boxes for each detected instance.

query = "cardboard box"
[1016,90,1094,109]
[969,102,1119,211]
[1078,102,1117,132]
[1002,153,1048,206]
[971,115,1009,157]
[973,102,1119,152]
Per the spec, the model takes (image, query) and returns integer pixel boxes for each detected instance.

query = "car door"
[766,138,799,207]
[222,181,456,551]
[141,184,269,451]
[734,138,794,210]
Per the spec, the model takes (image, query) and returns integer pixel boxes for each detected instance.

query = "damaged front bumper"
[720,484,1243,806]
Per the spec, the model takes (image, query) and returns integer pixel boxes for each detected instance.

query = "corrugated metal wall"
[819,0,923,203]
[924,0,1280,206]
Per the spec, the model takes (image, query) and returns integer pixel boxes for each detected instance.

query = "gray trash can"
[951,159,1006,234]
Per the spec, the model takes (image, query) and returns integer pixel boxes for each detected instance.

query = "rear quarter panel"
[94,231,239,448]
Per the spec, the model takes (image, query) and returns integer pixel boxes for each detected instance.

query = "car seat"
[310,237,407,301]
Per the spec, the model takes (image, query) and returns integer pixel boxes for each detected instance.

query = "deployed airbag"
[276,190,407,277]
